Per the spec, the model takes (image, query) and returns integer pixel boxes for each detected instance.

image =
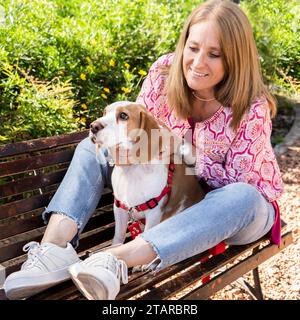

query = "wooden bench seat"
[0,131,293,300]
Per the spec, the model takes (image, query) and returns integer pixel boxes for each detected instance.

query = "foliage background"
[0,0,299,143]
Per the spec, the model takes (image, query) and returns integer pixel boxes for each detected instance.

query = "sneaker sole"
[74,273,109,300]
[5,268,71,300]
[69,263,109,300]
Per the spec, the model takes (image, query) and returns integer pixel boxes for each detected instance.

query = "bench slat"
[0,203,114,240]
[0,185,113,219]
[0,192,53,219]
[0,214,44,240]
[0,169,67,198]
[0,131,88,158]
[0,231,44,263]
[0,191,113,240]
[0,149,74,178]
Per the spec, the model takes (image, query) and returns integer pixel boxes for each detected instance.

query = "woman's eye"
[209,52,221,58]
[189,46,198,52]
[119,112,129,120]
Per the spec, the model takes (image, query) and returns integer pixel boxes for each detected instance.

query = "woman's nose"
[193,51,206,68]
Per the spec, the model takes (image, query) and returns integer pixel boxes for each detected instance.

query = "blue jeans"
[43,137,275,272]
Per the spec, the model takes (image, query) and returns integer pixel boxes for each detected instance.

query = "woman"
[4,0,283,300]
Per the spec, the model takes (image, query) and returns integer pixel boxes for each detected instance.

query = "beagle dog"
[89,101,205,246]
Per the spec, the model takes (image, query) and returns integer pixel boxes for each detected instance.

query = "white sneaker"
[68,252,128,300]
[4,241,80,300]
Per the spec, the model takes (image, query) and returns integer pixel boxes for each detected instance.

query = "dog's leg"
[132,204,165,273]
[143,203,165,231]
[112,206,129,245]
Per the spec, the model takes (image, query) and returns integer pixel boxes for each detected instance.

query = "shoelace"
[116,259,128,285]
[87,253,128,284]
[21,241,44,270]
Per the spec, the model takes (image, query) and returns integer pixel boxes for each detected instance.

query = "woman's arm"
[136,54,173,115]
[200,101,284,201]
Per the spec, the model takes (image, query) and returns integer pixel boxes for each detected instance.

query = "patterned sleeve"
[202,100,283,201]
[136,53,173,117]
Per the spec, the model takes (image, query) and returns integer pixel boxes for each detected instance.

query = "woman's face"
[183,21,225,97]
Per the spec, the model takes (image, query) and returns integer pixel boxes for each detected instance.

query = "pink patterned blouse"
[136,53,284,245]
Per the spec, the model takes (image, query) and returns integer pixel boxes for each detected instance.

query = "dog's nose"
[90,121,105,134]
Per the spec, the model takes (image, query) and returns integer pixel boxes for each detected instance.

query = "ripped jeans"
[43,137,275,272]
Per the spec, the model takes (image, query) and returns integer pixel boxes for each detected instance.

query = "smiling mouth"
[190,68,208,77]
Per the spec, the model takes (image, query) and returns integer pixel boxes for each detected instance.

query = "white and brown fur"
[89,101,205,245]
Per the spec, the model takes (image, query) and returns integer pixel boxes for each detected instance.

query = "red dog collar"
[114,163,175,212]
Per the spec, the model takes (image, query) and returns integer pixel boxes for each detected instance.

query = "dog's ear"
[139,109,160,137]
[137,110,163,162]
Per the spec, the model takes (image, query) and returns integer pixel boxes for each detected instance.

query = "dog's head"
[90,101,166,165]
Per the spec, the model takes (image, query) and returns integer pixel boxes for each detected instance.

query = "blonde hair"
[164,0,276,130]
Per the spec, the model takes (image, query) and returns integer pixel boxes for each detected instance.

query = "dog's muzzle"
[89,120,106,144]
[90,120,105,134]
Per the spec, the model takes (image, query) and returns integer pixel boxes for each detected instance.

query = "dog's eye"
[119,112,129,121]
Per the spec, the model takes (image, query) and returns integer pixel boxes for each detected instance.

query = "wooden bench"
[0,131,293,300]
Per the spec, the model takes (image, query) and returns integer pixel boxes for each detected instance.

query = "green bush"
[241,0,300,96]
[0,62,78,142]
[0,0,299,144]
[0,0,197,143]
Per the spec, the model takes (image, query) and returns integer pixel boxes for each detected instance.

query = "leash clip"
[127,207,138,223]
